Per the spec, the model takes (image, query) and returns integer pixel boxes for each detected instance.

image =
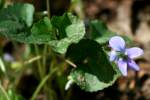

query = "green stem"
[65,59,77,68]
[34,45,44,79]
[30,68,58,100]
[46,0,51,18]
[65,88,72,100]
[42,45,48,76]
[0,83,10,100]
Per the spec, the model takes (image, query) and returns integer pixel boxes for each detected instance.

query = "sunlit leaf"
[49,13,85,54]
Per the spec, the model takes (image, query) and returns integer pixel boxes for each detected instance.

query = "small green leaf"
[89,20,116,44]
[49,39,70,54]
[49,13,85,54]
[29,17,55,44]
[66,39,121,92]
[20,3,34,27]
[51,13,71,39]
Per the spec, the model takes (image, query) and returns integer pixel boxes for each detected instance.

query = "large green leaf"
[0,17,55,44]
[0,3,35,42]
[66,39,121,92]
[49,13,85,54]
[0,20,25,37]
[15,17,55,44]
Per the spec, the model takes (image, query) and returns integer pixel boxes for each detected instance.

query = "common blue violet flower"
[109,36,144,76]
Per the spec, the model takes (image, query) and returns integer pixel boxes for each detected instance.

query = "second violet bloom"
[109,36,144,76]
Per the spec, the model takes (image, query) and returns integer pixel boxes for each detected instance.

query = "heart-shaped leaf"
[66,39,121,92]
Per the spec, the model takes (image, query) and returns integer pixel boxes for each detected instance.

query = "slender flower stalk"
[109,36,144,76]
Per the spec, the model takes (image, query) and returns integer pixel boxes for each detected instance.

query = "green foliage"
[0,10,85,54]
[0,2,133,95]
[66,39,121,92]
[0,3,34,42]
[88,20,133,46]
[7,89,24,100]
[48,13,85,54]
[0,3,34,27]
[29,17,55,44]
[0,0,5,9]
[0,87,23,100]
[89,20,116,44]
[51,13,71,39]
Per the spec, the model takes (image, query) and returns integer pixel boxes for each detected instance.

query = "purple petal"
[109,36,125,51]
[109,51,118,61]
[127,59,140,71]
[126,47,144,59]
[3,53,14,62]
[117,59,127,76]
